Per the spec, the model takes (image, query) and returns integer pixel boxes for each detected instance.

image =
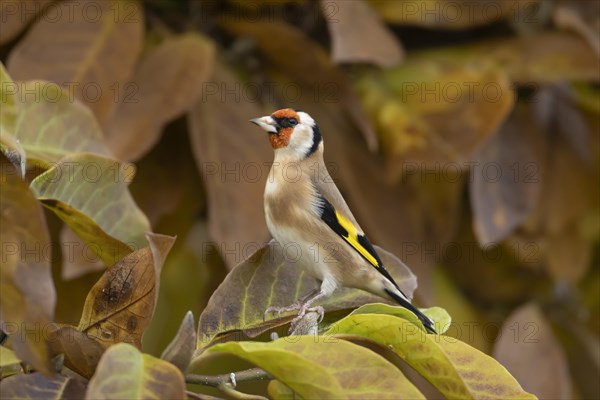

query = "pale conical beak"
[250,116,278,133]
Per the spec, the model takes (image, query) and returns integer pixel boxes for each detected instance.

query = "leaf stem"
[185,367,271,387]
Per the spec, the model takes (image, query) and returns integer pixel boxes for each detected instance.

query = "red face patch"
[268,109,300,149]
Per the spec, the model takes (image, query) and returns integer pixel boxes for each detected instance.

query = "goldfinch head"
[251,108,322,158]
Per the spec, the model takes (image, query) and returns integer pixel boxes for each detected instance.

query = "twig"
[186,367,271,387]
[217,383,268,400]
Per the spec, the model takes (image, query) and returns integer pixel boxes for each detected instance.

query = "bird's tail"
[384,288,437,334]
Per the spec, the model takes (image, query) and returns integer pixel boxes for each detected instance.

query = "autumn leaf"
[0,372,86,399]
[86,343,186,400]
[78,233,175,348]
[0,154,55,376]
[7,0,144,123]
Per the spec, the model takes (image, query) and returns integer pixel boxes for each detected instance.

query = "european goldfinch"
[251,108,436,334]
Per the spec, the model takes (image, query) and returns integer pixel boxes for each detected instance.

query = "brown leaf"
[104,33,216,161]
[0,372,86,399]
[470,102,546,245]
[0,153,55,375]
[197,240,417,349]
[322,0,404,67]
[7,0,144,123]
[493,303,572,399]
[78,233,175,348]
[554,0,600,58]
[187,61,270,269]
[0,0,53,45]
[160,311,196,373]
[220,18,378,151]
[47,324,105,379]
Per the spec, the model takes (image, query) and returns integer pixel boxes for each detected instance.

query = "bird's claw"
[289,305,324,332]
[263,303,302,320]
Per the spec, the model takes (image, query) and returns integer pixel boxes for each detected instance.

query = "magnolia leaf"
[160,311,196,373]
[220,18,377,151]
[47,324,105,379]
[0,0,53,45]
[328,313,536,400]
[195,336,425,399]
[322,0,403,67]
[0,64,25,176]
[356,66,514,179]
[188,60,271,268]
[7,0,144,123]
[197,240,417,349]
[0,372,86,399]
[85,343,186,400]
[104,33,216,161]
[78,233,175,348]
[493,303,572,399]
[0,154,55,376]
[347,303,451,334]
[12,81,114,168]
[30,153,150,266]
[470,102,546,245]
[368,0,532,29]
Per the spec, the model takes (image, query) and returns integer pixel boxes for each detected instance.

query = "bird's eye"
[288,117,298,126]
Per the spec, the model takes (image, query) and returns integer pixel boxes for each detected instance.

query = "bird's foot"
[263,301,303,320]
[289,305,324,333]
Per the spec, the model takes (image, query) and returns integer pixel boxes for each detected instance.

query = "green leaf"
[348,303,451,334]
[0,372,86,399]
[328,313,536,400]
[197,240,418,349]
[86,343,186,400]
[29,153,151,266]
[196,336,425,399]
[0,154,55,376]
[12,80,114,168]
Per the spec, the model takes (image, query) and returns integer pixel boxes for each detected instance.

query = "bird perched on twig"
[251,108,436,334]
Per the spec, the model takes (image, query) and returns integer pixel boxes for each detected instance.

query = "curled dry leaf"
[493,303,572,399]
[78,233,175,349]
[160,310,196,373]
[30,153,150,266]
[196,240,417,349]
[104,33,216,161]
[7,0,144,123]
[86,343,186,400]
[329,313,536,399]
[188,61,271,269]
[322,0,404,67]
[0,154,55,376]
[0,372,86,399]
[196,336,425,399]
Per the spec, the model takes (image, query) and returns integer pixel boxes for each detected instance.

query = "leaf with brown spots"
[78,233,175,349]
[86,343,186,400]
[493,303,571,399]
[196,240,417,350]
[328,313,537,400]
[7,0,144,124]
[0,153,55,376]
[0,372,86,399]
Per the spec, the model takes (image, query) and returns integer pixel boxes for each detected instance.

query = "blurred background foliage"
[1,0,598,398]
